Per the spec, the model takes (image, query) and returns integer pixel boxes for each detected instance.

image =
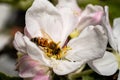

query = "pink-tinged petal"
[13,31,26,53]
[52,59,85,75]
[24,27,32,39]
[17,55,50,79]
[113,18,120,53]
[77,4,103,32]
[23,36,50,66]
[88,51,118,76]
[32,73,50,80]
[102,6,117,51]
[25,0,63,43]
[66,25,107,62]
[56,0,81,46]
[24,75,50,80]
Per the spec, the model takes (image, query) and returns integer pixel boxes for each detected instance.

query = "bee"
[31,37,61,56]
[31,37,49,47]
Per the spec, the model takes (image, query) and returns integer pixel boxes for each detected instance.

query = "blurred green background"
[0,0,120,20]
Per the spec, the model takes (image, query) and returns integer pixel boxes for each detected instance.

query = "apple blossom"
[100,6,120,80]
[87,6,118,76]
[13,0,108,80]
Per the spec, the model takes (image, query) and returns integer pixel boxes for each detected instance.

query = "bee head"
[31,37,38,43]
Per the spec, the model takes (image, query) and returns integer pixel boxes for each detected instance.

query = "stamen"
[73,10,80,16]
[45,45,71,59]
[69,29,80,39]
[31,37,71,59]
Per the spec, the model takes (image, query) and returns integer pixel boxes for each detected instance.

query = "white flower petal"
[13,31,26,53]
[113,18,120,53]
[118,71,120,80]
[52,60,84,75]
[17,55,49,78]
[23,36,50,66]
[66,25,107,62]
[88,51,118,76]
[25,0,63,43]
[24,27,32,39]
[77,4,104,32]
[102,6,117,51]
[56,0,81,46]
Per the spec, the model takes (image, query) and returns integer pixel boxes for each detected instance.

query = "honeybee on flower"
[13,0,117,80]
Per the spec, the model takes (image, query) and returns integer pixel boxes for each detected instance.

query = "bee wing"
[40,29,53,42]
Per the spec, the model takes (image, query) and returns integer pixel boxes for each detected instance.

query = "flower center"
[31,37,70,59]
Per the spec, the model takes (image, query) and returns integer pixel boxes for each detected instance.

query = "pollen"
[44,43,71,59]
[73,10,80,16]
[31,36,71,59]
